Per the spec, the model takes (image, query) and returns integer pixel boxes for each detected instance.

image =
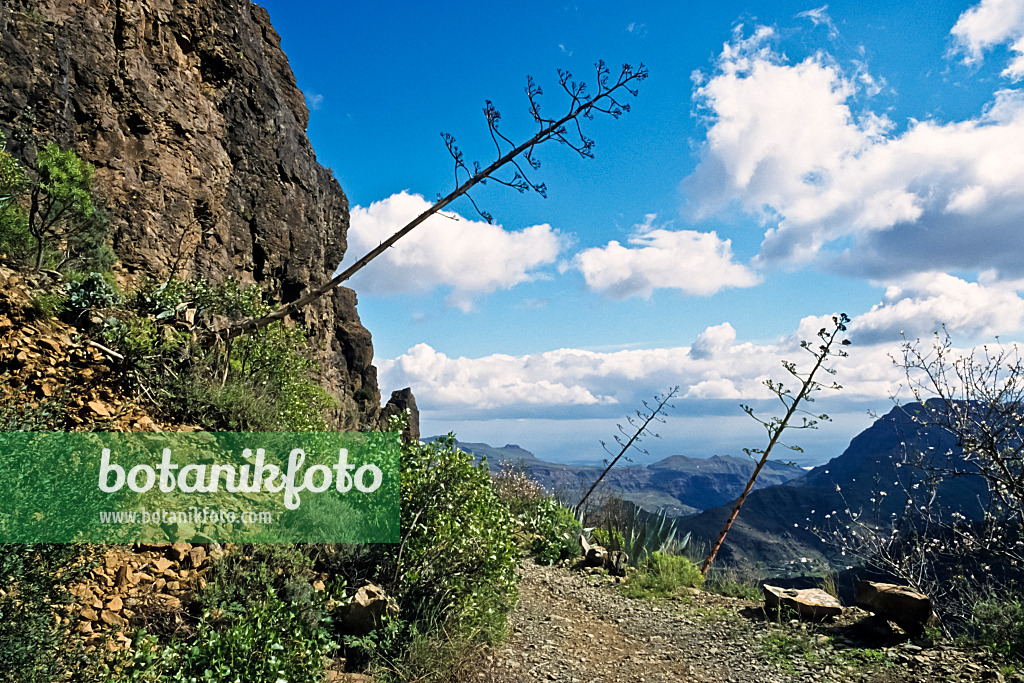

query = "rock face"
[0,0,384,428]
[763,584,843,621]
[379,387,420,443]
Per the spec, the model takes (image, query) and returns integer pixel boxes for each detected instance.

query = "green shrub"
[25,289,66,320]
[122,589,336,683]
[63,271,122,316]
[0,544,97,682]
[91,276,337,432]
[621,551,704,600]
[971,596,1024,663]
[116,545,337,683]
[591,526,625,550]
[0,137,112,272]
[385,436,519,636]
[199,545,320,620]
[521,496,581,565]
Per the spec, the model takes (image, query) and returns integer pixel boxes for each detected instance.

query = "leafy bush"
[199,545,320,622]
[591,526,625,550]
[122,590,335,683]
[116,545,337,683]
[88,276,337,432]
[0,136,112,271]
[63,271,122,316]
[971,595,1024,663]
[25,289,66,319]
[0,544,97,682]
[522,496,581,565]
[621,551,704,600]
[385,436,519,635]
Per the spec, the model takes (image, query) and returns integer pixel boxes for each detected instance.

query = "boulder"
[763,585,843,621]
[337,583,399,636]
[606,550,629,575]
[585,546,609,568]
[855,581,939,636]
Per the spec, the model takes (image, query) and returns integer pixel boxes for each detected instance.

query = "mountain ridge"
[432,437,807,516]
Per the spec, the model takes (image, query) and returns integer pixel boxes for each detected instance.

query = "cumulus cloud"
[950,0,1024,79]
[850,273,1024,344]
[377,321,894,421]
[689,322,737,359]
[683,28,1024,279]
[571,215,759,298]
[345,191,565,312]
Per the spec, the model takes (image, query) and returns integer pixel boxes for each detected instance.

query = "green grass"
[620,551,703,600]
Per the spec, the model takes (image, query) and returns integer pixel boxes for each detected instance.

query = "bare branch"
[220,61,647,341]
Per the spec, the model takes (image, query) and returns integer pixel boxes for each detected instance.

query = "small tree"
[897,332,1024,522]
[0,132,30,260]
[576,387,679,515]
[824,332,1024,628]
[25,142,111,271]
[701,314,850,574]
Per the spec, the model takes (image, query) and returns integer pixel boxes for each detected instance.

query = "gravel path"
[486,560,1021,683]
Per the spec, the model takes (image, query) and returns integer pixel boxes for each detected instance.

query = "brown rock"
[856,581,939,636]
[76,620,93,634]
[152,557,172,573]
[188,546,207,568]
[115,564,133,588]
[87,400,111,418]
[337,583,399,636]
[79,607,99,622]
[585,546,609,568]
[155,594,182,610]
[106,596,123,612]
[605,550,629,575]
[100,610,122,626]
[378,388,420,443]
[763,585,843,621]
[39,338,61,354]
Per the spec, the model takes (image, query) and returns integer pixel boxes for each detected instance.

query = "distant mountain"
[426,438,806,516]
[677,403,990,567]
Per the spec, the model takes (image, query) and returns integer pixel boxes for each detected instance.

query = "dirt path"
[486,560,1018,683]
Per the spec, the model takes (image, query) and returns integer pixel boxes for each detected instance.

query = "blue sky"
[258,0,1024,466]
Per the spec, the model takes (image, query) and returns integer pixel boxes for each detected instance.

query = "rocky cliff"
[0,0,386,428]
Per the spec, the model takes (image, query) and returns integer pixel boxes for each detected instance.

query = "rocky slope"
[0,0,389,429]
[678,405,990,567]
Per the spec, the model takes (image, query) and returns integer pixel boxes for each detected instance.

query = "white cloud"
[305,92,324,111]
[345,191,565,312]
[950,0,1024,78]
[851,273,1024,343]
[684,28,1024,278]
[571,215,759,299]
[377,320,893,420]
[796,5,839,38]
[689,322,737,359]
